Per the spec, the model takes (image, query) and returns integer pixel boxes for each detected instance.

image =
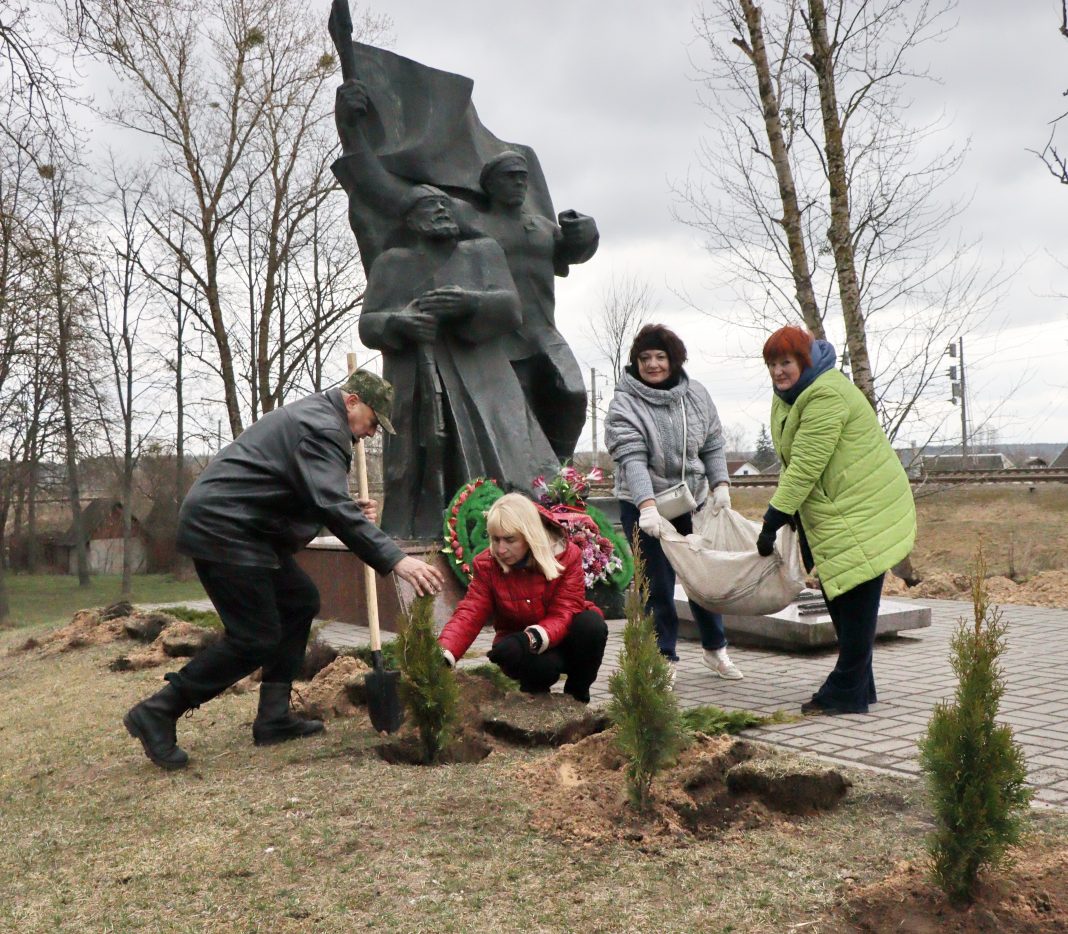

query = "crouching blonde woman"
[437,493,609,703]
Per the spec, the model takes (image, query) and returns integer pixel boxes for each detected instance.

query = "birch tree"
[680,0,1004,438]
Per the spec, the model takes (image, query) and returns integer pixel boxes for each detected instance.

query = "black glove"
[487,631,528,672]
[756,527,776,557]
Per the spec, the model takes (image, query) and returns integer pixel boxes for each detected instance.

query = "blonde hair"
[485,493,565,581]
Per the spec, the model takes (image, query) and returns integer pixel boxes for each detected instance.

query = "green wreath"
[442,478,504,585]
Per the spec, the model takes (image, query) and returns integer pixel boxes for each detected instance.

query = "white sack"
[659,507,805,616]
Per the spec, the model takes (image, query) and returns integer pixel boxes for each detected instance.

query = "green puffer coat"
[769,369,916,601]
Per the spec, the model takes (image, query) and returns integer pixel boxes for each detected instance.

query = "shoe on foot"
[703,648,743,680]
[123,683,190,769]
[253,682,325,746]
[800,699,845,717]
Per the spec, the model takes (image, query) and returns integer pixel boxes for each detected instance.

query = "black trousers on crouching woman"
[488,610,609,702]
[164,556,321,707]
[811,572,885,714]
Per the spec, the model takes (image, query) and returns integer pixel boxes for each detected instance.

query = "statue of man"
[360,185,558,539]
[331,53,599,461]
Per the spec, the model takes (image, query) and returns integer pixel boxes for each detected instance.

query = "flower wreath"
[441,478,504,586]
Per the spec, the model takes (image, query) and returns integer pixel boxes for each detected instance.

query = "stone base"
[296,536,465,633]
[676,586,931,651]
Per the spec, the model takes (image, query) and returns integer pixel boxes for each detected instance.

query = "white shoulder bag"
[653,398,698,520]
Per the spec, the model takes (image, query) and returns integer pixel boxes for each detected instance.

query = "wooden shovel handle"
[348,353,382,652]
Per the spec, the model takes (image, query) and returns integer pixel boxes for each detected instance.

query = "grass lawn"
[2,573,207,631]
[3,617,1066,932]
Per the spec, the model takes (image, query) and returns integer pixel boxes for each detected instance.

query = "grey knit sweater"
[603,368,729,508]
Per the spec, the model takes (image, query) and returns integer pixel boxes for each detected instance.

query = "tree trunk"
[806,0,877,408]
[738,0,826,339]
[53,239,90,586]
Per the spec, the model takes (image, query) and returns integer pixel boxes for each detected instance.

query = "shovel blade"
[366,667,404,734]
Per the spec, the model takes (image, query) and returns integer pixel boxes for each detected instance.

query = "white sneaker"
[704,648,743,680]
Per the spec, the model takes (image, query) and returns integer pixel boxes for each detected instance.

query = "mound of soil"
[109,621,220,672]
[908,569,1068,608]
[34,608,130,655]
[519,731,850,848]
[290,656,371,720]
[820,847,1068,932]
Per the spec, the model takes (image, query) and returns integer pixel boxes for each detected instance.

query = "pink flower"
[589,466,604,482]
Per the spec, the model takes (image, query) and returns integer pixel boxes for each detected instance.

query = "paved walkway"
[320,599,1068,808]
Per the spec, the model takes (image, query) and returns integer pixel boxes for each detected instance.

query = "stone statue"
[359,185,559,540]
[326,16,599,464]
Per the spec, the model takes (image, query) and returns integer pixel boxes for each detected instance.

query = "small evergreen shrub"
[607,532,685,810]
[396,595,460,764]
[918,545,1032,904]
[681,704,792,736]
[158,605,222,630]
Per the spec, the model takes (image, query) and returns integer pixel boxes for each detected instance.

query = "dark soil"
[376,732,493,766]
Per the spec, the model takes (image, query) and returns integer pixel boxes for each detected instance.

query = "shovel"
[349,354,404,734]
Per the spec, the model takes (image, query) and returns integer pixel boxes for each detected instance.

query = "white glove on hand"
[711,484,731,514]
[638,505,662,539]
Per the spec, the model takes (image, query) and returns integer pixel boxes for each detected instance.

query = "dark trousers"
[165,555,321,707]
[619,500,727,660]
[813,573,885,714]
[495,611,608,698]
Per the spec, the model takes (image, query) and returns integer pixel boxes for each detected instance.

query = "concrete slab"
[675,586,931,650]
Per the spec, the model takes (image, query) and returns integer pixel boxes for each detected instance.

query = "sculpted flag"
[331,41,555,273]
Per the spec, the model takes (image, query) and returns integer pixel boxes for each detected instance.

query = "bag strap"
[680,397,688,484]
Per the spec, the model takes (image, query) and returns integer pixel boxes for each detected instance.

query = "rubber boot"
[252,682,324,747]
[123,684,190,770]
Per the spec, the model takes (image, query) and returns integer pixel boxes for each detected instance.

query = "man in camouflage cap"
[123,368,442,770]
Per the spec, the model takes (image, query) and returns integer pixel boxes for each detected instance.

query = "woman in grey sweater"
[604,324,742,679]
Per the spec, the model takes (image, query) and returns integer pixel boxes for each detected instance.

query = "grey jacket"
[176,389,404,572]
[604,368,729,507]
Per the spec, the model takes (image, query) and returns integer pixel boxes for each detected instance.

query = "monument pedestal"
[676,586,931,651]
[296,536,465,633]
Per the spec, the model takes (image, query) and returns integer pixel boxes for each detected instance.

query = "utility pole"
[590,367,599,464]
[948,338,969,469]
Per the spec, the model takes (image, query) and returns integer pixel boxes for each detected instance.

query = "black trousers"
[165,555,320,707]
[493,610,608,698]
[813,573,885,713]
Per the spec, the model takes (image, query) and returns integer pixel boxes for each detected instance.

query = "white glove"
[638,505,662,539]
[711,484,731,514]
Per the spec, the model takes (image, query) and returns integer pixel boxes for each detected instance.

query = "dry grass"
[731,485,1068,583]
[1,622,1065,932]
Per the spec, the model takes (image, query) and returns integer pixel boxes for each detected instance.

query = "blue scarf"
[773,339,838,404]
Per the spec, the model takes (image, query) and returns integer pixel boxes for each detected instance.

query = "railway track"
[588,467,1068,493]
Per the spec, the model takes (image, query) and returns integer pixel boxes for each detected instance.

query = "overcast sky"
[328,0,1067,450]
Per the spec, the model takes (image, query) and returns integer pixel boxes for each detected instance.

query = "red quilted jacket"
[437,541,601,660]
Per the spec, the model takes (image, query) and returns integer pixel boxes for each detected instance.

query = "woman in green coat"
[756,326,916,715]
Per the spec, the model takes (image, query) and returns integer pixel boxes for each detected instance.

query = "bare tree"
[585,272,654,381]
[73,0,387,437]
[679,0,1005,440]
[88,162,166,597]
[1030,0,1068,184]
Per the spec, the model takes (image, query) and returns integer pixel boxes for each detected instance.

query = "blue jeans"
[619,500,727,660]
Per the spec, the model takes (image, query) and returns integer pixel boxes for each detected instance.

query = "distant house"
[726,459,761,477]
[1024,456,1050,468]
[57,499,149,575]
[1053,446,1068,469]
[759,461,782,476]
[920,453,1014,473]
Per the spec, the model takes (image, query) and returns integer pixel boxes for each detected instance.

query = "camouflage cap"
[341,368,396,435]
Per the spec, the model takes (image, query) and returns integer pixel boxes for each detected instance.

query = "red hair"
[762,326,813,369]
